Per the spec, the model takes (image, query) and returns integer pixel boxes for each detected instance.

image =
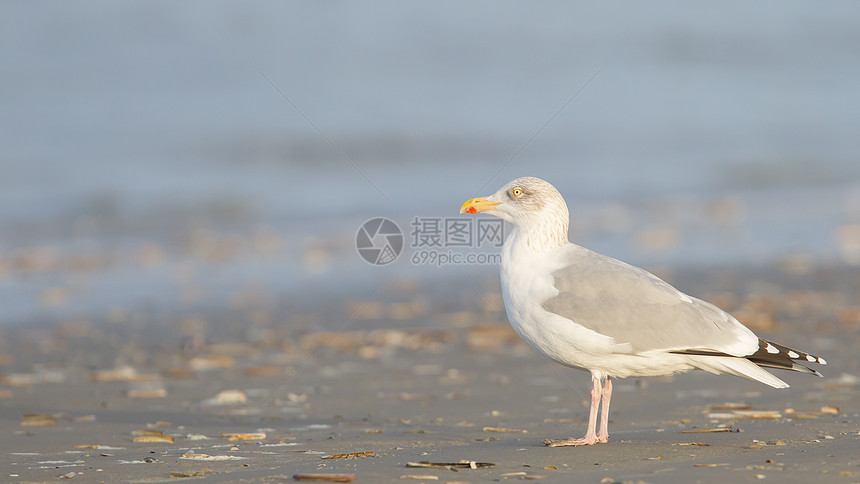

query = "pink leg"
[546,376,602,447]
[597,377,612,443]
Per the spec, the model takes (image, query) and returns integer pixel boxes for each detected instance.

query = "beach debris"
[439,368,469,385]
[400,476,439,480]
[74,414,97,422]
[132,435,174,443]
[365,428,384,434]
[243,365,282,376]
[501,472,527,477]
[710,402,752,411]
[221,432,266,441]
[708,409,781,419]
[783,407,841,419]
[2,369,65,386]
[202,389,248,405]
[180,452,246,461]
[20,413,60,426]
[1,374,35,386]
[170,469,213,478]
[126,386,168,398]
[36,459,85,470]
[672,442,710,446]
[664,418,691,425]
[385,392,433,402]
[482,426,527,433]
[284,392,308,403]
[680,427,737,433]
[292,473,356,482]
[258,441,301,447]
[117,457,158,464]
[163,367,197,379]
[322,451,378,459]
[90,365,157,383]
[289,424,331,431]
[693,463,729,467]
[132,429,164,436]
[522,476,547,480]
[298,328,453,354]
[542,418,584,424]
[406,461,495,470]
[189,356,235,370]
[59,471,77,479]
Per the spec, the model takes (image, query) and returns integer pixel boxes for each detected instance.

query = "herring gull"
[460,177,826,447]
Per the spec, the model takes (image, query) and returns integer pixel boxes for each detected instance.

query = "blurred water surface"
[2,2,860,325]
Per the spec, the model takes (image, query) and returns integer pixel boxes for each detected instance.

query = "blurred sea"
[2,2,860,326]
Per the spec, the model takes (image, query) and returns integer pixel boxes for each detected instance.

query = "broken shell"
[205,389,248,405]
[132,435,174,443]
[292,473,356,482]
[221,432,266,441]
[482,426,527,433]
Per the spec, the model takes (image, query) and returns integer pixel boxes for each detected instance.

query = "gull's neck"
[503,216,570,260]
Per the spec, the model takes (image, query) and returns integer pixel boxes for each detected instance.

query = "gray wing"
[542,245,758,355]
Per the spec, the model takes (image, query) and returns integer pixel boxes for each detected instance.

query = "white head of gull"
[461,176,826,447]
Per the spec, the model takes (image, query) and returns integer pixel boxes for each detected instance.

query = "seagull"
[460,177,826,447]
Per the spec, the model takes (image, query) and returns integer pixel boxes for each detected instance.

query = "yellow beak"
[460,196,501,214]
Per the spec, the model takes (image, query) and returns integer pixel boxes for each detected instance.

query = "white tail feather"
[690,356,789,389]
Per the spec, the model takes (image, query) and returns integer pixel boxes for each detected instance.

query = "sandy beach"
[5,2,860,483]
[2,262,858,484]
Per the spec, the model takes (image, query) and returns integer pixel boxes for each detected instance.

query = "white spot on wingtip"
[765,343,779,354]
[787,350,799,359]
[806,354,816,362]
[817,357,827,365]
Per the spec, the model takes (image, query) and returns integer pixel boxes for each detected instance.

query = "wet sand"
[2,263,859,483]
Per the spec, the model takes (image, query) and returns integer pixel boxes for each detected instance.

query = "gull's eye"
[511,187,523,197]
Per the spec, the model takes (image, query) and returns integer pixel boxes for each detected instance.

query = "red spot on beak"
[467,206,477,214]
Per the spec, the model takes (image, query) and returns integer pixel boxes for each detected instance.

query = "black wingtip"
[748,339,827,376]
[669,339,827,378]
